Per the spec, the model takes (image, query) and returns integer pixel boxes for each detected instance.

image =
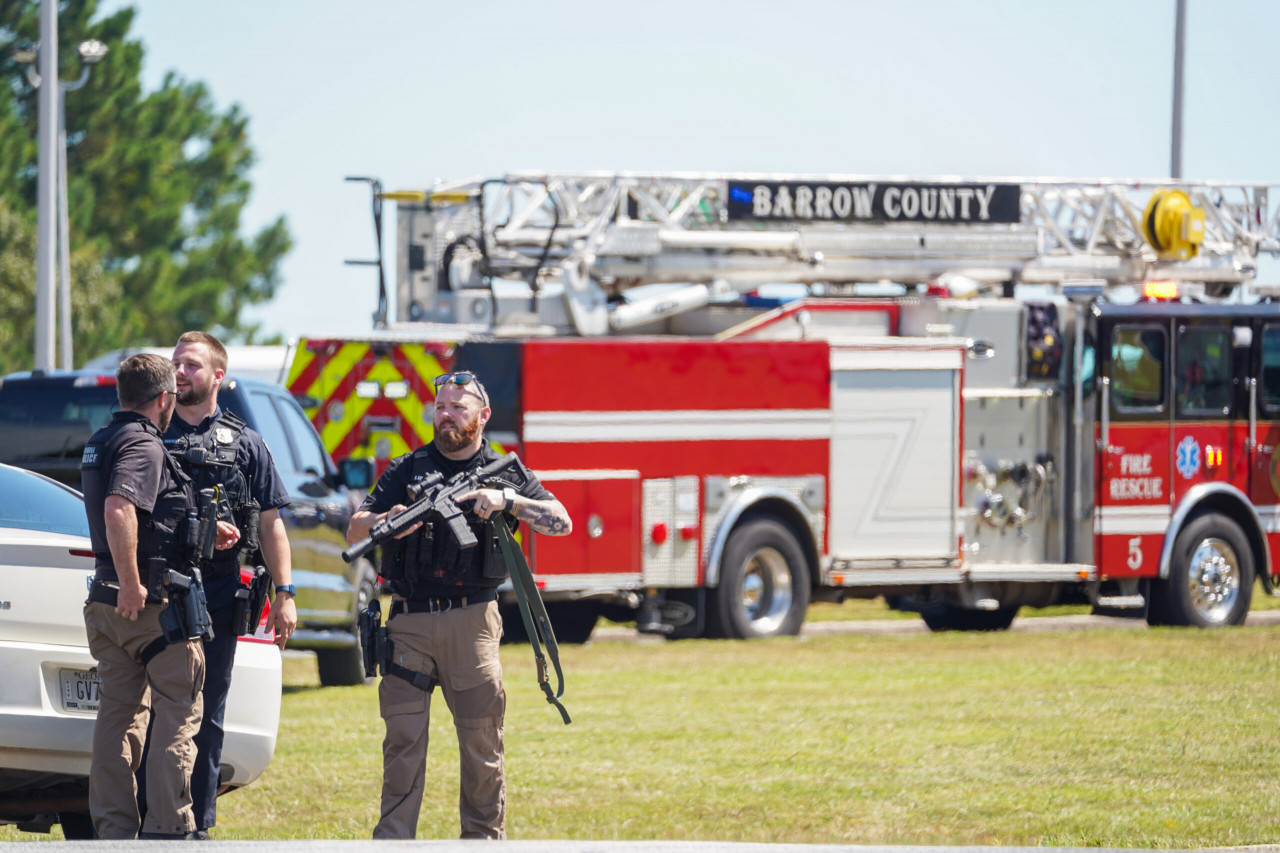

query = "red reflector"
[69,549,94,558]
[678,523,699,541]
[651,522,669,545]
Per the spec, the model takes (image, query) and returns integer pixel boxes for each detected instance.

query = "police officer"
[137,331,295,840]
[81,354,239,839]
[347,371,572,840]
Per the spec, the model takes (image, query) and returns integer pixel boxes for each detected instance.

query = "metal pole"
[34,0,58,370]
[1170,0,1186,179]
[57,85,72,369]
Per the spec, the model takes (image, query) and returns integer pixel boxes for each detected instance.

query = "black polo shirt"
[81,411,179,580]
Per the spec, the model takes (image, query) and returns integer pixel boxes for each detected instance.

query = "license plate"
[59,668,100,713]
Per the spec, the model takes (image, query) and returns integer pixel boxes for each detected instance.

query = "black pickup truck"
[0,369,377,686]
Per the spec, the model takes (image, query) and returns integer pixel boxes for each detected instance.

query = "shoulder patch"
[81,443,102,468]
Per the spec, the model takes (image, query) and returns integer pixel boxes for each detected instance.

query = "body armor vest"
[83,417,193,588]
[165,410,254,576]
[380,448,508,593]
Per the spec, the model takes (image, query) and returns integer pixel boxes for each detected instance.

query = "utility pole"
[34,0,57,370]
[1170,0,1186,179]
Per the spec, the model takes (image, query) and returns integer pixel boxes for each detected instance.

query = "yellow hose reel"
[1142,188,1205,260]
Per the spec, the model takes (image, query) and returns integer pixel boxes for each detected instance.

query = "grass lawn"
[220,620,1279,845]
[7,589,1280,844]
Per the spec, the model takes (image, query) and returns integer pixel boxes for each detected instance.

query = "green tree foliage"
[0,0,291,372]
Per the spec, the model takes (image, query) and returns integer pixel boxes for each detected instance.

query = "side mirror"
[338,457,376,491]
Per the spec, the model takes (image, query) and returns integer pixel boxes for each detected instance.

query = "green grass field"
[8,595,1280,844]
[227,623,1280,846]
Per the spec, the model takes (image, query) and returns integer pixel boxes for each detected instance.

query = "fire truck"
[288,172,1280,640]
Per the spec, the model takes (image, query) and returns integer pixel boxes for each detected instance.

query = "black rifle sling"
[495,523,570,725]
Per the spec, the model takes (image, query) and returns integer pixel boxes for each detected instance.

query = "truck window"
[1111,326,1165,412]
[1262,325,1280,412]
[249,390,298,474]
[276,394,330,476]
[1176,326,1230,417]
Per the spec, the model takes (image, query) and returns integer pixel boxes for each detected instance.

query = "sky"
[96,0,1280,343]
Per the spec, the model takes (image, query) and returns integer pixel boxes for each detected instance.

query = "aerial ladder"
[354,172,1280,336]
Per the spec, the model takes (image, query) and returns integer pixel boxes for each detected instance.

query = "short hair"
[118,353,176,411]
[177,330,228,373]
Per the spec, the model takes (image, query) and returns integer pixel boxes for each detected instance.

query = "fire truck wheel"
[1152,512,1254,628]
[710,518,810,639]
[920,604,1018,632]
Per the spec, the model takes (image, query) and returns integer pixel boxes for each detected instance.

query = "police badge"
[216,427,235,445]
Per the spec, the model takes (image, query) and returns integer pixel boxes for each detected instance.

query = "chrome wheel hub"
[1186,537,1241,624]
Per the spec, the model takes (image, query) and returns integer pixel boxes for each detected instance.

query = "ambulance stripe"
[286,345,318,393]
[523,409,831,443]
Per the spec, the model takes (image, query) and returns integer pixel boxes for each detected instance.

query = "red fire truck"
[288,173,1280,640]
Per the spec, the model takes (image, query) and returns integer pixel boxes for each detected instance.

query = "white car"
[0,463,281,838]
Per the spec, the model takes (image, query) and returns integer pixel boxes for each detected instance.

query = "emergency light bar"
[1142,280,1179,300]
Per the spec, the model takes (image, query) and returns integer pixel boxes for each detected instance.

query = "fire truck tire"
[709,518,810,639]
[1150,512,1254,628]
[920,605,1018,632]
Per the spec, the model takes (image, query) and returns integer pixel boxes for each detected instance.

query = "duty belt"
[86,579,163,608]
[390,588,497,616]
[85,581,172,666]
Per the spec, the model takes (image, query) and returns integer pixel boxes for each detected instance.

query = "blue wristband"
[276,584,297,597]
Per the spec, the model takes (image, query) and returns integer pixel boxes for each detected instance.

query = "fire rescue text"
[1110,453,1164,501]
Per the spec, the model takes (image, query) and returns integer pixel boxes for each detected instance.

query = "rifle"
[342,452,525,564]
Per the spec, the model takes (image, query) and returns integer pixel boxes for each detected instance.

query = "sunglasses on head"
[433,372,489,406]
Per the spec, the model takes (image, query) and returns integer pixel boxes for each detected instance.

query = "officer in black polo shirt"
[347,371,572,840]
[81,353,238,839]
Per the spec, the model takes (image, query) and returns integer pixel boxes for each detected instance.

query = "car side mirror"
[338,457,376,491]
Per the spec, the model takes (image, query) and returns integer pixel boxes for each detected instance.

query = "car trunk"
[0,530,94,647]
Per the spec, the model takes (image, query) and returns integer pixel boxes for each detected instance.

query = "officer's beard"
[435,415,481,453]
[158,401,174,432]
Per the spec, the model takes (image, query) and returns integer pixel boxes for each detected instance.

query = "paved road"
[591,608,1280,642]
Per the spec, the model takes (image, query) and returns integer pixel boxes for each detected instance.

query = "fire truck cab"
[290,173,1280,639]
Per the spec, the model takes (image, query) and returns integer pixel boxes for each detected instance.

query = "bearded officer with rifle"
[346,371,572,840]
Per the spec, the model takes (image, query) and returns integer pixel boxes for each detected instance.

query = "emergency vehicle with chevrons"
[288,172,1280,640]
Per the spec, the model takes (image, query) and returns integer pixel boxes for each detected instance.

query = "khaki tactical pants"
[374,599,506,840]
[84,601,204,839]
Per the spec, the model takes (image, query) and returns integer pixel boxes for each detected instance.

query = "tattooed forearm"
[513,499,573,536]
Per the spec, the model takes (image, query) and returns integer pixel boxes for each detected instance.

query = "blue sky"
[98,0,1280,342]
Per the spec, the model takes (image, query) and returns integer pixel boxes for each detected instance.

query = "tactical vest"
[380,447,509,593]
[165,410,254,576]
[82,417,193,588]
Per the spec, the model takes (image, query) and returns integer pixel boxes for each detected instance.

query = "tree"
[0,0,292,372]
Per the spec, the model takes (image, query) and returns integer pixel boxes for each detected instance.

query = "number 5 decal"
[1127,536,1143,571]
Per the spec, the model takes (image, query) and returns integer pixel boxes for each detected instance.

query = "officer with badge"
[82,354,239,839]
[136,331,295,840]
[347,371,572,840]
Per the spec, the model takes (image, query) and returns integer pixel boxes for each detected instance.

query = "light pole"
[1170,0,1186,179]
[16,20,107,371]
